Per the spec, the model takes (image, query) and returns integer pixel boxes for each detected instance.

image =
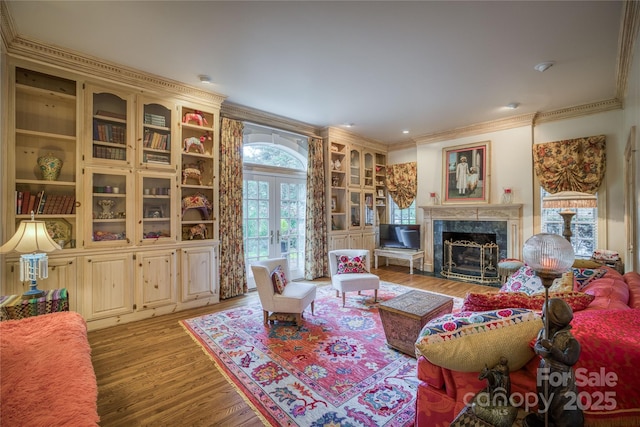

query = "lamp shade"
[542,191,597,209]
[0,220,61,254]
[522,233,574,274]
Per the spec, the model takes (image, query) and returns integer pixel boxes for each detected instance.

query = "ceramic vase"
[37,152,62,181]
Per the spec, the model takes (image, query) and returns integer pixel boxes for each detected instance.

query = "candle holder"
[430,192,440,205]
[502,188,512,204]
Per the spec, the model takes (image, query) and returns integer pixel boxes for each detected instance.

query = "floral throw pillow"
[336,255,368,274]
[573,268,606,291]
[500,265,572,295]
[271,264,287,294]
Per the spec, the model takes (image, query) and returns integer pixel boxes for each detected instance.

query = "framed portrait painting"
[442,141,490,204]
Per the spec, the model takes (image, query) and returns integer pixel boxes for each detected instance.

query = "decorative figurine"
[181,193,212,220]
[37,152,63,181]
[182,110,208,126]
[524,298,584,427]
[472,357,518,427]
[182,161,205,185]
[188,223,207,240]
[97,199,115,219]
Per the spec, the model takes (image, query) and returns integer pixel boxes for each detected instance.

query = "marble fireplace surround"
[419,204,523,273]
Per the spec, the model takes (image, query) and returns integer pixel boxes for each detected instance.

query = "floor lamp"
[542,191,597,242]
[0,213,61,298]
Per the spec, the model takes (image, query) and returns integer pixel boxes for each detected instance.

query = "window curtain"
[304,137,328,280]
[386,162,417,209]
[532,135,606,194]
[219,118,247,298]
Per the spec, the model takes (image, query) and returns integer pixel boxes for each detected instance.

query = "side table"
[0,288,69,321]
[379,289,453,356]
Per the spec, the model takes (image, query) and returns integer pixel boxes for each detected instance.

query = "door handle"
[270,230,274,245]
[276,230,280,243]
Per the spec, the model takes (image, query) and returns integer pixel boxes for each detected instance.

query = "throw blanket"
[571,309,640,426]
[0,312,100,426]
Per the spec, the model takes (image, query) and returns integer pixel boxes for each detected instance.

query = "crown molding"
[321,126,388,152]
[414,113,536,146]
[534,98,622,124]
[616,0,640,100]
[1,1,15,52]
[221,102,321,138]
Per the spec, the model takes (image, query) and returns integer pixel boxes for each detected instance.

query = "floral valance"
[386,162,417,209]
[532,135,606,194]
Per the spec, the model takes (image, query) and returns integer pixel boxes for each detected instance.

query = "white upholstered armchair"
[328,249,380,307]
[250,258,316,325]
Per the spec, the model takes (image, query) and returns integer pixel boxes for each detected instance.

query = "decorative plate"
[45,218,71,243]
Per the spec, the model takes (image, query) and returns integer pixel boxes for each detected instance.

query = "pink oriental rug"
[181,282,443,426]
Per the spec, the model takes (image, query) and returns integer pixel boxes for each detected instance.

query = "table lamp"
[542,191,597,242]
[0,213,61,298]
[522,233,574,427]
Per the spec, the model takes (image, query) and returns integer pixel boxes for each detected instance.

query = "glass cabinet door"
[349,190,361,230]
[364,191,375,227]
[86,85,133,166]
[363,152,374,188]
[139,173,176,244]
[349,148,361,186]
[85,167,132,247]
[139,99,175,169]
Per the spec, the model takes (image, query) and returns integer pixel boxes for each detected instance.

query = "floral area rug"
[181,282,448,426]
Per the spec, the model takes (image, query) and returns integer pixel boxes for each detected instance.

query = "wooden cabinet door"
[136,250,177,310]
[4,256,78,311]
[180,246,219,303]
[82,252,133,320]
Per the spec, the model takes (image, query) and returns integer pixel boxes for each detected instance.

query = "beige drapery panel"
[532,135,606,194]
[386,162,417,209]
[219,118,247,299]
[304,137,328,280]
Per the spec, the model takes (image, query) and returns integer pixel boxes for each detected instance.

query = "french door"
[243,172,306,288]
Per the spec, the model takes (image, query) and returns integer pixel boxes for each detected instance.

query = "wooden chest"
[378,289,453,357]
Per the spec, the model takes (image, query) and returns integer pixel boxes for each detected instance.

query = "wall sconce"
[0,214,61,298]
[542,191,597,242]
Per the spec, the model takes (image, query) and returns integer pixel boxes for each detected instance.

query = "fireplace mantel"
[419,204,523,273]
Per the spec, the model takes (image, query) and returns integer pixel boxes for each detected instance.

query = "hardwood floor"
[88,266,490,426]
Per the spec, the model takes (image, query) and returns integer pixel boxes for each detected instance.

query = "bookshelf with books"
[138,98,176,170]
[11,66,79,248]
[85,84,134,166]
[179,105,218,242]
[4,55,223,330]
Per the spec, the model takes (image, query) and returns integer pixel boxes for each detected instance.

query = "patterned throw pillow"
[462,291,595,313]
[415,308,542,372]
[271,265,287,294]
[336,255,368,274]
[573,268,606,291]
[500,265,572,295]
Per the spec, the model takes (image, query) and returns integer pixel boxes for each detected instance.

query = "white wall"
[415,126,535,239]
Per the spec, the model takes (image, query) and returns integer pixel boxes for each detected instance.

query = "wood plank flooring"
[88,265,490,426]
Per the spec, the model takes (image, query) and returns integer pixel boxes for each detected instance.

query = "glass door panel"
[243,174,306,287]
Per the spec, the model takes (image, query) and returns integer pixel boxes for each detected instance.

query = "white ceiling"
[4,1,625,145]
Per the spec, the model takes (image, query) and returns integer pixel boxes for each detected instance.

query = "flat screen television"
[379,224,421,251]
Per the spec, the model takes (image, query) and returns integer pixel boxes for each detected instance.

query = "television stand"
[374,248,425,274]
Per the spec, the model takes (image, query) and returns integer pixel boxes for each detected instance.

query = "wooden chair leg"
[311,301,315,315]
[336,290,339,298]
[295,313,301,325]
[263,310,268,324]
[342,293,346,307]
[374,289,378,302]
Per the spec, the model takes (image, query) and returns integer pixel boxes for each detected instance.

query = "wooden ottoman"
[379,290,453,356]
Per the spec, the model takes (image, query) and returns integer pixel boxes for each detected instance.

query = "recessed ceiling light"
[343,123,354,128]
[402,130,410,134]
[198,75,212,84]
[534,61,555,72]
[506,102,519,110]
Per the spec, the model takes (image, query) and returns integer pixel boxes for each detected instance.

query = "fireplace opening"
[441,232,500,285]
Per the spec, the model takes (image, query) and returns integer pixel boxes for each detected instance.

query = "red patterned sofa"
[415,267,640,427]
